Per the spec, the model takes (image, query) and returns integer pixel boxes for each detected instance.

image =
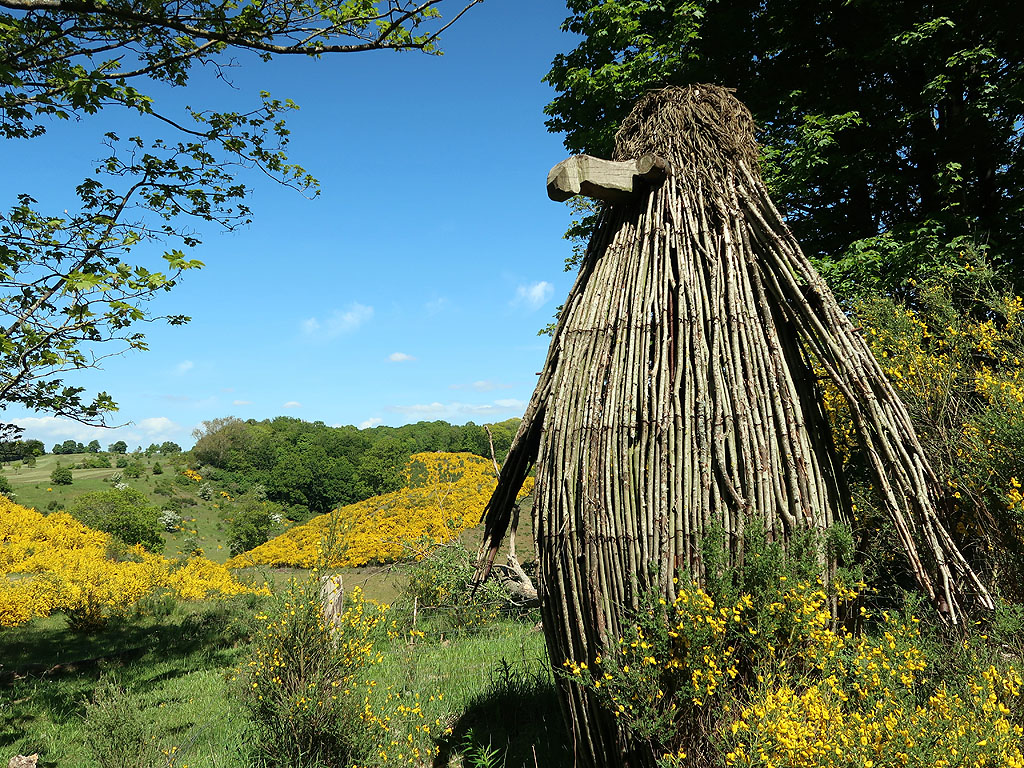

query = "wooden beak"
[546,153,670,203]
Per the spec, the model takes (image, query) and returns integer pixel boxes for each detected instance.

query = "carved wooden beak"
[546,153,670,203]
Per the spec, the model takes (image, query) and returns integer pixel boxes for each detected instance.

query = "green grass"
[0,586,568,768]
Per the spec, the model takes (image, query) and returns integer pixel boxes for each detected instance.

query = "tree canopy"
[544,0,1024,289]
[0,0,479,422]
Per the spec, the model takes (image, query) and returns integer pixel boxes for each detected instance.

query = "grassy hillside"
[0,453,241,563]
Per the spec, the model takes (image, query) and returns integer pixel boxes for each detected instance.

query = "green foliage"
[50,465,73,485]
[108,441,128,454]
[0,473,13,497]
[226,495,283,556]
[824,247,1024,598]
[68,487,162,552]
[81,676,162,768]
[545,0,1024,280]
[191,415,519,517]
[151,461,163,475]
[240,576,380,768]
[79,453,113,469]
[1,0,476,423]
[122,461,145,479]
[115,456,129,468]
[402,540,519,635]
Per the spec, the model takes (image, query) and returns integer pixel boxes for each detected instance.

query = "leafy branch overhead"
[0,0,480,422]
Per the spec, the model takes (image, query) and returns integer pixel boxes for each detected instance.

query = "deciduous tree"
[1,0,480,422]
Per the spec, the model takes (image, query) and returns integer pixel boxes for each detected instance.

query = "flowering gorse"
[0,496,267,627]
[228,452,534,568]
[563,574,1023,768]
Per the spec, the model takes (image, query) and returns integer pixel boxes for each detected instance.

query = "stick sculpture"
[474,85,993,767]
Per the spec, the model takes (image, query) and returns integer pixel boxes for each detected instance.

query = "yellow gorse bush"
[0,496,266,627]
[243,576,447,767]
[228,452,534,568]
[564,577,1023,768]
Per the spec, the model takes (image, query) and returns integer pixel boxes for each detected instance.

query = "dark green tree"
[545,0,1024,288]
[86,439,101,453]
[68,487,162,551]
[1,0,481,422]
[50,465,72,485]
[108,440,128,454]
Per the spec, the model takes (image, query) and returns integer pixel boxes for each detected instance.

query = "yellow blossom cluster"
[0,496,266,627]
[724,611,1023,768]
[243,577,446,767]
[227,452,534,568]
[564,577,1023,768]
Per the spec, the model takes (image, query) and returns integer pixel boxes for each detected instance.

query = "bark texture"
[476,85,992,768]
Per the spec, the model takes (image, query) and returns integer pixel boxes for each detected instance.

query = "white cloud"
[424,297,449,315]
[512,281,554,311]
[283,401,302,409]
[175,360,194,374]
[233,399,252,406]
[494,398,525,409]
[449,379,514,392]
[386,399,526,421]
[388,352,416,362]
[15,415,184,448]
[136,417,181,438]
[358,417,383,429]
[302,303,374,339]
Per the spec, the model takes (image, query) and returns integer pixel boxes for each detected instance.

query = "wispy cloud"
[449,379,515,392]
[175,360,194,374]
[136,417,181,437]
[301,303,374,339]
[233,399,252,406]
[388,352,416,362]
[386,399,526,421]
[283,401,302,409]
[424,297,449,315]
[512,281,554,311]
[14,415,184,447]
[358,417,383,429]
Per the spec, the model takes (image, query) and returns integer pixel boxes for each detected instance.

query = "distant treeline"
[191,416,521,518]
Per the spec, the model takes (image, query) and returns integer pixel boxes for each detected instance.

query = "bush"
[68,487,163,551]
[0,474,13,497]
[158,509,181,533]
[151,461,163,475]
[122,460,145,479]
[226,497,281,556]
[241,577,388,767]
[115,456,129,468]
[80,453,112,469]
[559,525,1024,768]
[402,539,520,635]
[50,465,73,485]
[82,676,162,768]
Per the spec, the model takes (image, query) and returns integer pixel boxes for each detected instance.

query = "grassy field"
[0,587,569,768]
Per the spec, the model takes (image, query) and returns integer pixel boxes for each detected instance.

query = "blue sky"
[2,1,582,450]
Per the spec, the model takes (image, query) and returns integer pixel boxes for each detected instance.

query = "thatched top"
[614,85,759,169]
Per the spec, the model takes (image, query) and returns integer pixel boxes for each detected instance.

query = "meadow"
[2,447,1022,768]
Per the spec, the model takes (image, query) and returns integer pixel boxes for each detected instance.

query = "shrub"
[115,456,129,468]
[241,577,389,768]
[158,509,181,533]
[226,497,281,556]
[402,539,520,634]
[68,487,162,551]
[82,676,161,768]
[50,465,73,485]
[122,461,145,479]
[80,453,112,469]
[559,526,1023,768]
[0,474,13,497]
